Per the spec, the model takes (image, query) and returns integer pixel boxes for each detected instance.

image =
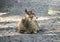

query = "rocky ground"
[0,13,60,42]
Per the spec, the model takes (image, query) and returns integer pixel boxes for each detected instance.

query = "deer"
[17,9,39,34]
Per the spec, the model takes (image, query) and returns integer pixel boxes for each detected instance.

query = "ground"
[0,13,60,42]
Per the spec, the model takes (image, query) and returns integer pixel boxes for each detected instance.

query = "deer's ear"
[25,9,29,15]
[25,9,27,13]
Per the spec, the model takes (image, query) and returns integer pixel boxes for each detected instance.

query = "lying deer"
[17,9,39,34]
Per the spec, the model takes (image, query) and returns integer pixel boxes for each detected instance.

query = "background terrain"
[0,0,60,42]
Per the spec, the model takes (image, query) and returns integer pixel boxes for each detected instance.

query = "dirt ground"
[0,13,60,42]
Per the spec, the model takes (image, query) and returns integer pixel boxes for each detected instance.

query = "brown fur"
[17,9,39,34]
